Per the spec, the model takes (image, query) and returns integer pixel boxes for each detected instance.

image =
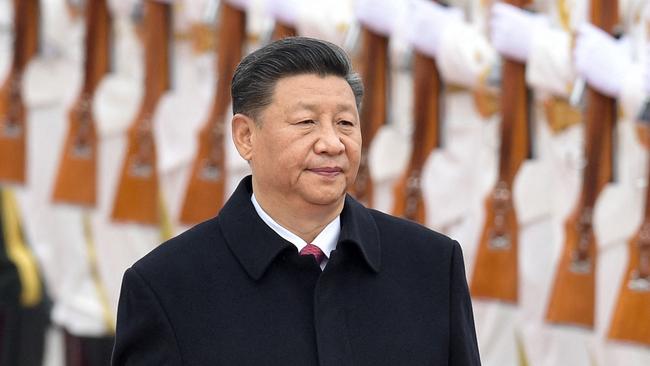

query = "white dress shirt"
[251,193,340,269]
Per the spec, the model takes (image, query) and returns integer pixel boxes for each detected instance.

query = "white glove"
[354,0,403,36]
[266,0,301,26]
[490,2,547,62]
[526,26,574,97]
[224,0,250,11]
[296,0,353,46]
[406,0,463,58]
[437,22,497,88]
[574,23,632,98]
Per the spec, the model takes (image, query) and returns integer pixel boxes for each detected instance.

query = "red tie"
[300,243,325,265]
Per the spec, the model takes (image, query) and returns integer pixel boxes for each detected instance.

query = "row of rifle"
[0,0,648,349]
[1,0,226,227]
[352,0,649,348]
[476,0,650,348]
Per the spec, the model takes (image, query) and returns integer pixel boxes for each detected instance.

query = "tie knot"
[299,243,325,265]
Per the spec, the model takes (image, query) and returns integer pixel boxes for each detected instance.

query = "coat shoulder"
[130,217,224,281]
[367,208,458,254]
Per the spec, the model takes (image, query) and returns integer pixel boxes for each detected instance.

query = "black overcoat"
[111,176,481,365]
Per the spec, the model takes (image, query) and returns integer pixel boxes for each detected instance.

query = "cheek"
[252,137,283,178]
[266,136,313,171]
[343,134,362,161]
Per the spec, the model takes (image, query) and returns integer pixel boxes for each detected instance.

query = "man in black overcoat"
[111,36,481,365]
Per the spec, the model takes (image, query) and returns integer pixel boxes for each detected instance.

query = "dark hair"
[231,37,364,120]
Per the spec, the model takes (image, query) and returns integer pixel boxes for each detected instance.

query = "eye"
[338,120,355,127]
[297,119,316,125]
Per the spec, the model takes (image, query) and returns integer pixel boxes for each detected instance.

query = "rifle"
[606,135,650,345]
[179,2,246,225]
[469,0,532,303]
[52,0,112,206]
[111,0,172,225]
[605,100,650,344]
[391,1,445,224]
[545,0,618,327]
[348,27,389,207]
[0,0,40,184]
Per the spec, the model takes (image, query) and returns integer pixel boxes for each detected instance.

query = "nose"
[314,122,345,155]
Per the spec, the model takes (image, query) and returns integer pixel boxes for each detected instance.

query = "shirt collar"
[251,193,340,264]
[218,176,381,281]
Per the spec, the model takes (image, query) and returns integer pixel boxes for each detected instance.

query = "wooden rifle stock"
[348,27,388,207]
[393,0,452,223]
[111,0,171,225]
[469,0,531,303]
[52,0,112,206]
[391,50,442,224]
[545,0,618,328]
[0,0,39,184]
[179,3,246,225]
[606,108,650,344]
[606,168,650,345]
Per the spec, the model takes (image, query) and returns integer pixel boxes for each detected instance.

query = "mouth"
[308,166,343,178]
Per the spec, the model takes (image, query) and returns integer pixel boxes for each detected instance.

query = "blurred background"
[0,0,649,365]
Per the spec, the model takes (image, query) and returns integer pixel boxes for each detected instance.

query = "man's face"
[249,74,361,210]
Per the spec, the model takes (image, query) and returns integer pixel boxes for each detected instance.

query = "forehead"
[269,74,357,112]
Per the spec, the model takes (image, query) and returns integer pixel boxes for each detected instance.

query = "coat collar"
[218,176,381,281]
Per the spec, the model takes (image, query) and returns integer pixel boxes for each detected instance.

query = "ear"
[231,113,257,161]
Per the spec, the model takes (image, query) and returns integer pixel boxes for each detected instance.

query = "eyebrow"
[290,102,357,114]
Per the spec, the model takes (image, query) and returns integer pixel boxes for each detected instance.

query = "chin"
[309,196,345,206]
[302,187,347,207]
